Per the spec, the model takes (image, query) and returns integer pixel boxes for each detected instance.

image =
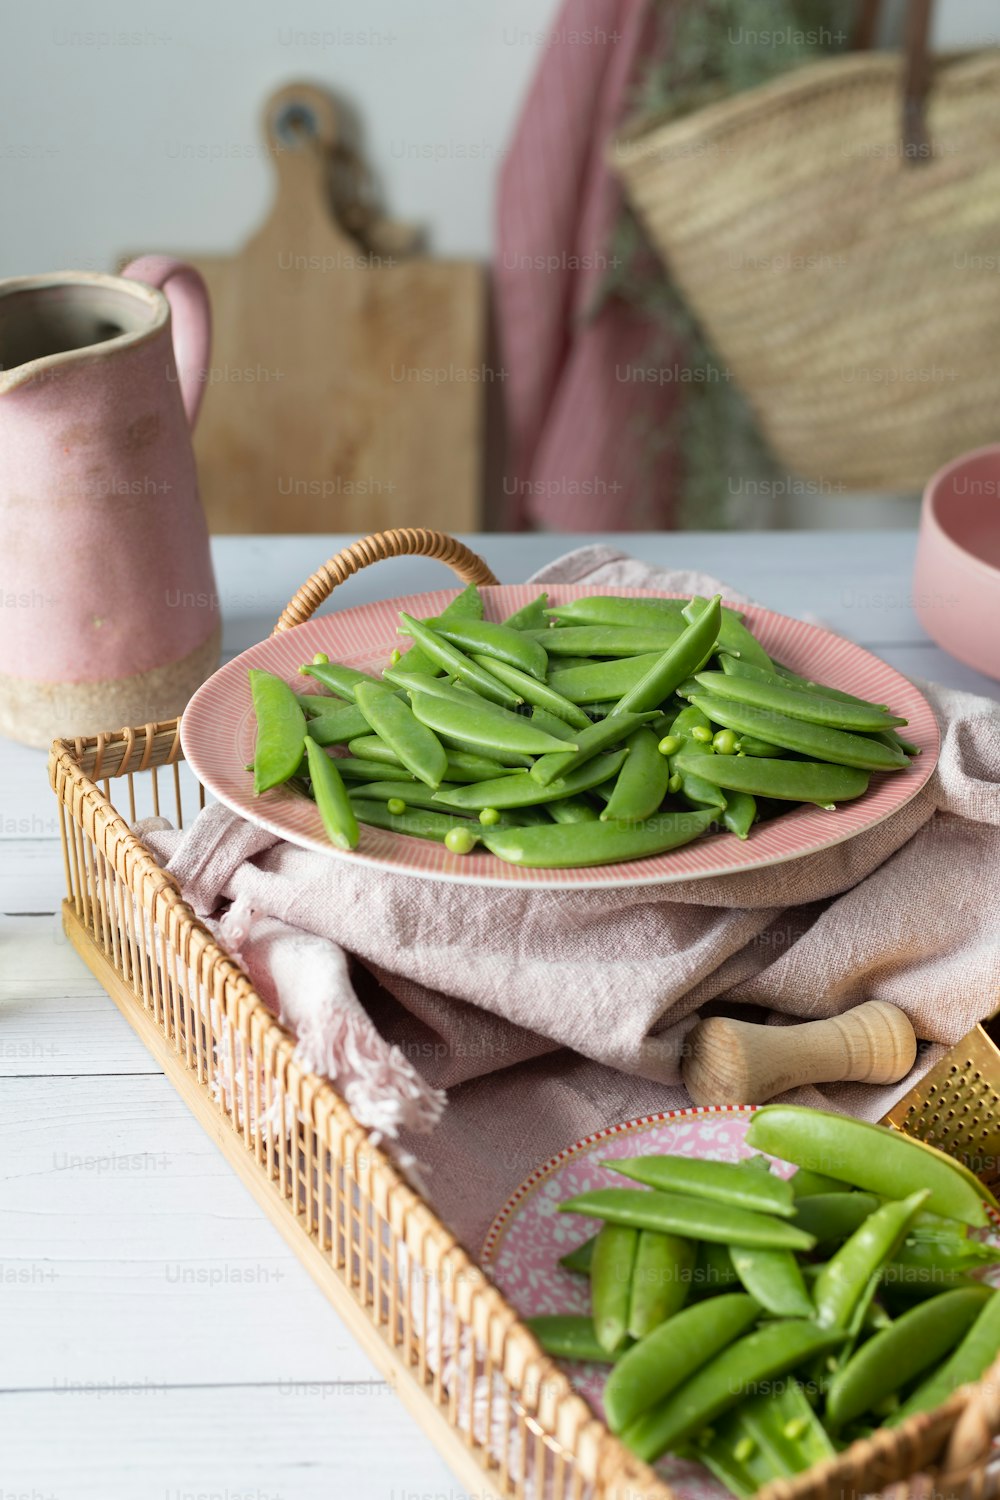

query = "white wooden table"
[3,531,998,1499]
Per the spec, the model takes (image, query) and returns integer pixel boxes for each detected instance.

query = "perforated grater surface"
[882,1013,1000,1193]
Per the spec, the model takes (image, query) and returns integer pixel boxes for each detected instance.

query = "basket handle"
[855,0,934,164]
[941,1346,1000,1479]
[271,528,499,634]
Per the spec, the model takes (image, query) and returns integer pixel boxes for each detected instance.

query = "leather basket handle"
[271,528,498,634]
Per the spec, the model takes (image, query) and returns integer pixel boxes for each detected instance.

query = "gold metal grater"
[881,1011,1000,1194]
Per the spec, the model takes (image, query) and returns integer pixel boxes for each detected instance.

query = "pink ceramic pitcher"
[0,256,220,747]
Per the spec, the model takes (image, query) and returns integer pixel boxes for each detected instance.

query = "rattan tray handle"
[271,527,499,634]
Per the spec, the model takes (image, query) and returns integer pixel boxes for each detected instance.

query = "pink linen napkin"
[140,548,1000,1252]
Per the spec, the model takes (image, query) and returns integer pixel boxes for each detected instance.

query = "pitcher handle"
[122,255,212,430]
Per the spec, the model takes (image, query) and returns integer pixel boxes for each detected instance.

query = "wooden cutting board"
[131,83,484,534]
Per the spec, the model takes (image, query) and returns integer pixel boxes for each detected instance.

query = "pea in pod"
[684,594,773,671]
[559,1235,596,1276]
[303,737,359,849]
[433,750,627,810]
[591,1224,639,1354]
[349,799,479,843]
[890,1287,1000,1423]
[746,1106,996,1226]
[300,659,384,702]
[429,618,548,680]
[548,652,668,704]
[409,691,575,756]
[611,595,722,716]
[481,807,715,868]
[603,1292,760,1434]
[687,693,908,772]
[825,1285,993,1430]
[558,1187,815,1250]
[398,581,483,675]
[812,1190,931,1330]
[544,596,688,629]
[672,749,870,807]
[721,653,892,715]
[530,710,651,787]
[469,653,592,730]
[249,669,306,794]
[622,1320,846,1463]
[729,1245,814,1319]
[546,795,601,824]
[503,591,549,630]
[524,1313,618,1364]
[306,703,372,745]
[722,789,756,840]
[347,736,519,783]
[605,1154,796,1219]
[793,1193,882,1249]
[354,682,448,790]
[628,1230,695,1339]
[694,670,907,733]
[600,728,671,823]
[525,624,685,657]
[397,613,522,707]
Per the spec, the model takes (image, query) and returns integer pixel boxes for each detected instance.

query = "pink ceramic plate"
[180,585,940,889]
[481,1106,770,1500]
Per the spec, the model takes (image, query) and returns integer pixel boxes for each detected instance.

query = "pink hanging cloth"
[494,0,682,530]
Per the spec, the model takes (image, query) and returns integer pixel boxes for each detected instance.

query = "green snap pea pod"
[611,595,722,716]
[297,691,351,716]
[890,1287,1000,1423]
[398,581,483,675]
[469,654,591,729]
[354,682,448,790]
[530,710,650,787]
[729,1245,814,1318]
[603,1293,760,1434]
[305,702,371,745]
[250,669,307,794]
[684,594,773,671]
[688,693,908,772]
[746,1105,997,1227]
[793,1193,882,1248]
[347,735,520,783]
[591,1224,639,1354]
[433,751,627,810]
[349,799,478,843]
[529,705,577,741]
[895,1233,1000,1271]
[303,738,359,849]
[481,807,715,868]
[558,1187,814,1250]
[693,670,907,732]
[502,591,549,630]
[382,668,481,704]
[347,780,462,812]
[429,619,548,680]
[397,613,523,707]
[695,1239,740,1295]
[628,1231,695,1339]
[672,749,870,806]
[600,728,671,822]
[605,1154,796,1219]
[743,1379,836,1472]
[826,1285,993,1430]
[812,1190,931,1330]
[736,733,787,757]
[875,729,922,759]
[622,1320,846,1463]
[665,704,727,810]
[523,1314,618,1364]
[693,1425,763,1500]
[527,624,685,657]
[332,756,415,782]
[722,789,756,840]
[772,659,892,712]
[409,692,575,755]
[544,596,688,629]
[546,795,601,824]
[883,1267,979,1308]
[559,1235,596,1275]
[300,659,383,701]
[792,1168,854,1198]
[548,653,667,704]
[435,732,533,769]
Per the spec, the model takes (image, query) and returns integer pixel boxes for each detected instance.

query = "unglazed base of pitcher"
[0,622,222,748]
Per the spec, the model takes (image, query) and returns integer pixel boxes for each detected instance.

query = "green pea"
[444,826,478,855]
[690,724,714,743]
[303,737,359,850]
[249,669,306,794]
[354,682,448,790]
[481,807,715,868]
[387,797,406,815]
[658,734,681,756]
[478,807,501,826]
[713,729,739,755]
[667,772,682,794]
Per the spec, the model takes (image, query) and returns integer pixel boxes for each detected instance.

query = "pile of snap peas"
[525,1107,1000,1493]
[247,583,920,867]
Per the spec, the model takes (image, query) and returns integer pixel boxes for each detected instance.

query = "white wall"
[0,0,560,276]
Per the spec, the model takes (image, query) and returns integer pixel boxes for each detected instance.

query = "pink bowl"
[914,445,1000,680]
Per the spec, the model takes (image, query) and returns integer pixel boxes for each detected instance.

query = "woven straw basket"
[47,529,1000,1499]
[612,45,1000,492]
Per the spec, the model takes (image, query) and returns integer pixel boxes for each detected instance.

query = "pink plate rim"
[179,583,940,890]
[480,1104,758,1266]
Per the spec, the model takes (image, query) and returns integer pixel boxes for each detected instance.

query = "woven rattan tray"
[48,528,1000,1500]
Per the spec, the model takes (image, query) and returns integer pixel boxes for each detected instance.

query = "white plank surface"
[3,530,998,1499]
